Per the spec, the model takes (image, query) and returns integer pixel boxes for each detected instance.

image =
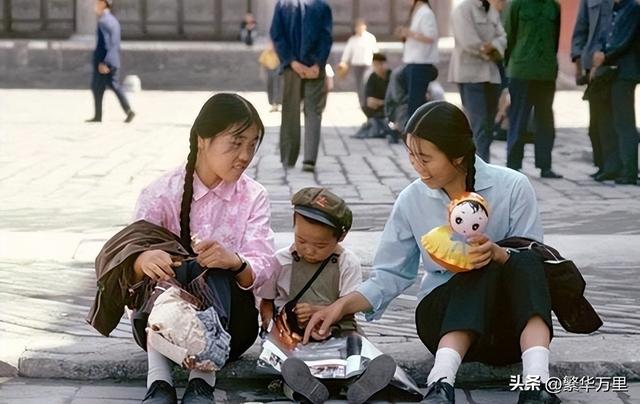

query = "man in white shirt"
[338,19,379,108]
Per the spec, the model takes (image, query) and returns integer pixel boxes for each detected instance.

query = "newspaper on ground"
[257,318,423,397]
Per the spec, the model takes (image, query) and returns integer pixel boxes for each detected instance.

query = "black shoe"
[141,380,177,404]
[85,117,101,123]
[589,169,603,179]
[594,171,618,182]
[614,176,638,185]
[346,354,396,404]
[420,378,455,403]
[540,169,563,179]
[281,358,329,404]
[517,386,561,404]
[182,378,215,404]
[302,162,315,173]
[125,110,136,123]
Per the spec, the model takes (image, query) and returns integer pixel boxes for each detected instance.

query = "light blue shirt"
[356,157,543,321]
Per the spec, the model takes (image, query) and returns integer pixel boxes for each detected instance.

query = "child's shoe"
[182,378,216,404]
[141,380,177,404]
[282,358,330,404]
[346,354,396,404]
[420,377,454,403]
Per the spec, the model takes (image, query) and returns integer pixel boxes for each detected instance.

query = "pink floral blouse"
[133,166,275,290]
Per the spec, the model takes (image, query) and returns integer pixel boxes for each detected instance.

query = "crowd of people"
[260,0,639,183]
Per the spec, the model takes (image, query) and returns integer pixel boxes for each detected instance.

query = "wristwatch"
[231,253,248,275]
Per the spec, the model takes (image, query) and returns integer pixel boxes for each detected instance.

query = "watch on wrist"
[231,253,248,275]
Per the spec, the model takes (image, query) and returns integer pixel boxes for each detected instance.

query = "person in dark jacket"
[86,0,135,124]
[571,0,613,178]
[591,0,640,185]
[270,0,333,173]
[504,0,562,179]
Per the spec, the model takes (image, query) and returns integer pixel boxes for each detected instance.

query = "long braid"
[465,143,476,192]
[179,130,198,251]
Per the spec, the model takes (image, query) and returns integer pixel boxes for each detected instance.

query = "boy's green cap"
[291,187,352,235]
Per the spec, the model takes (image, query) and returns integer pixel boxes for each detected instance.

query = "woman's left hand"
[194,240,241,270]
[467,235,509,268]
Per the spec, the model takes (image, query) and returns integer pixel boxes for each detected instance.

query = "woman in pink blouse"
[133,93,275,404]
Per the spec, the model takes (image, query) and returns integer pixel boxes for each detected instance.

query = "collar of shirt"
[421,156,493,200]
[192,173,237,202]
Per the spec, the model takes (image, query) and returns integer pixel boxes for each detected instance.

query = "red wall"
[559,0,580,77]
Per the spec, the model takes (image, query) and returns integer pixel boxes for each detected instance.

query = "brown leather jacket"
[86,220,190,336]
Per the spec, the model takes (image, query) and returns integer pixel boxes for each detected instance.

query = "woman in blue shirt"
[304,101,560,404]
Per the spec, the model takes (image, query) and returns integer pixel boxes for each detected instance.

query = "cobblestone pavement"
[1,89,639,234]
[1,377,639,404]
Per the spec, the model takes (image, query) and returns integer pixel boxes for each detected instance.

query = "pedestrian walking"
[504,0,562,178]
[303,101,601,404]
[449,0,507,163]
[259,41,283,112]
[86,0,135,124]
[337,19,379,108]
[270,0,333,173]
[397,0,439,117]
[590,0,640,185]
[88,93,275,404]
[571,0,613,178]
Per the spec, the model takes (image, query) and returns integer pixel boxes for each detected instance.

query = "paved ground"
[1,88,639,402]
[1,89,639,234]
[1,377,639,404]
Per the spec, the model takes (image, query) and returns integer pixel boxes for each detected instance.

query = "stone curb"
[14,335,640,386]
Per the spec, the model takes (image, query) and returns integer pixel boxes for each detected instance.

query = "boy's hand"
[194,240,240,270]
[133,250,179,282]
[295,303,326,326]
[259,299,275,331]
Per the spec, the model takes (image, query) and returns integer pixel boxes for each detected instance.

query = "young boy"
[257,187,396,404]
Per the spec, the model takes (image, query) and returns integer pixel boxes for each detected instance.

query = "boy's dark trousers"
[91,66,132,120]
[506,78,556,170]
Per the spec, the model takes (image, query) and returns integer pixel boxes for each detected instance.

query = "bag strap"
[283,252,338,312]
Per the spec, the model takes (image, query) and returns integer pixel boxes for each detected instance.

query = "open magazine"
[257,319,423,397]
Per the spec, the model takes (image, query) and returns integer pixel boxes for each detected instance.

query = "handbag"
[271,253,338,348]
[130,267,231,371]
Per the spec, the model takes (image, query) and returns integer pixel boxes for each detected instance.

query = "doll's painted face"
[449,200,488,238]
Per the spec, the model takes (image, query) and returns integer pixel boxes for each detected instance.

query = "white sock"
[189,369,216,387]
[427,347,462,386]
[522,346,550,384]
[147,345,173,388]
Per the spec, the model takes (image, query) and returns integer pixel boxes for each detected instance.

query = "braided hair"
[403,100,477,192]
[179,93,265,250]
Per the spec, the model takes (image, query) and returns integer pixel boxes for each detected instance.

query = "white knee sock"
[189,369,216,387]
[147,345,173,388]
[427,347,462,386]
[522,346,550,384]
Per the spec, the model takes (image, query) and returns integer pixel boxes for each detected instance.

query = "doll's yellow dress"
[421,225,475,273]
